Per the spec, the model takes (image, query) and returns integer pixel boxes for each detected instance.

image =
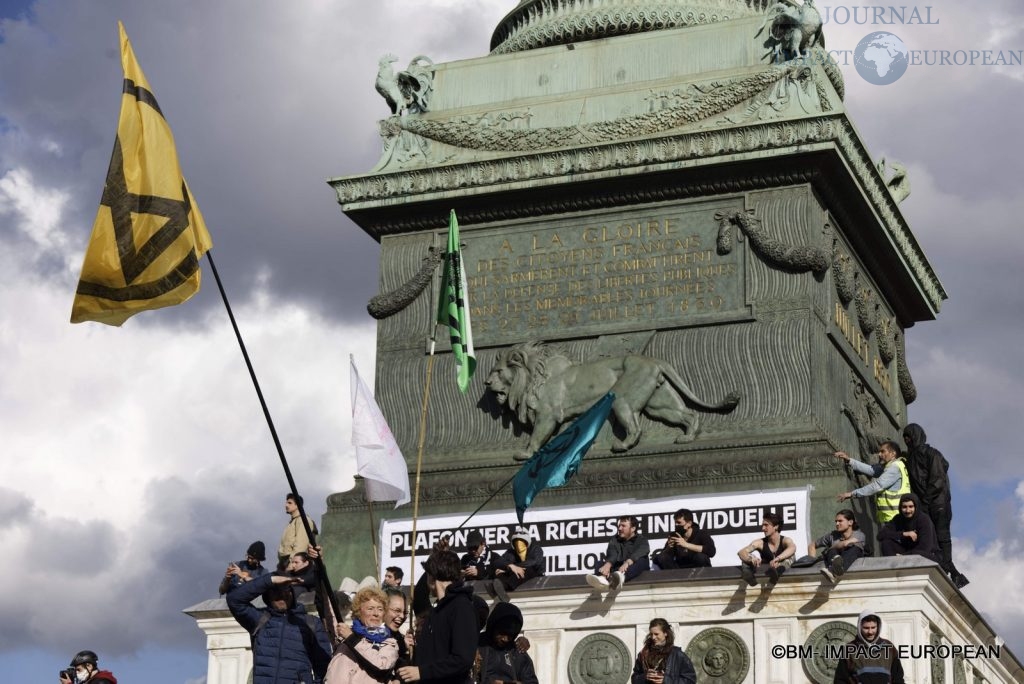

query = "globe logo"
[854,32,909,85]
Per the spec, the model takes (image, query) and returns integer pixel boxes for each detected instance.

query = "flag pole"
[367,498,381,582]
[205,251,342,622]
[449,470,518,533]
[407,338,437,637]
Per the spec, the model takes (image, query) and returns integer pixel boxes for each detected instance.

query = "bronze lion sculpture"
[485,342,740,460]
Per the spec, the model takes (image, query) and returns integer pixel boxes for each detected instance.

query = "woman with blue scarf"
[326,587,399,684]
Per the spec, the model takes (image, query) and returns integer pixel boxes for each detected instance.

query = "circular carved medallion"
[568,632,633,684]
[686,628,750,684]
[803,621,858,683]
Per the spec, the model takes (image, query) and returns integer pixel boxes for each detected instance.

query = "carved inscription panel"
[461,203,748,346]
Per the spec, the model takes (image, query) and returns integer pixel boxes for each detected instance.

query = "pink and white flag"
[350,356,410,507]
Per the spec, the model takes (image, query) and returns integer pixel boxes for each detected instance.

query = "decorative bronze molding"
[895,327,917,404]
[367,246,442,319]
[714,208,829,273]
[397,65,808,153]
[490,0,770,54]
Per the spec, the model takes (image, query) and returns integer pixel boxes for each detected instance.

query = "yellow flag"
[71,22,213,326]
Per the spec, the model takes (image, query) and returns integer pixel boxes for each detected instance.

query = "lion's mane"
[494,341,563,426]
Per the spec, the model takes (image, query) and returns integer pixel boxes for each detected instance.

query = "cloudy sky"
[1,1,1022,681]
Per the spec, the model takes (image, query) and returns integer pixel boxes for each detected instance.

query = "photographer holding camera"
[652,509,716,570]
[59,650,116,684]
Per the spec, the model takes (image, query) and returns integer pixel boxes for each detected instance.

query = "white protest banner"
[380,487,811,576]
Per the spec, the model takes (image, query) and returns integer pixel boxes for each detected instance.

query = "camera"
[60,668,77,682]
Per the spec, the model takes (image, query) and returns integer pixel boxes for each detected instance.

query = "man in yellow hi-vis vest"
[835,441,910,523]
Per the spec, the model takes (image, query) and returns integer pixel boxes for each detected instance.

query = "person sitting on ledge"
[652,508,716,570]
[811,509,866,584]
[489,527,545,603]
[460,530,493,582]
[737,512,797,587]
[877,493,941,563]
[588,515,651,592]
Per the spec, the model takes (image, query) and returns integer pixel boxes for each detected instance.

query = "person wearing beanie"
[490,527,545,602]
[219,540,269,595]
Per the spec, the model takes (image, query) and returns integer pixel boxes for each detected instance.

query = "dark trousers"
[593,556,650,583]
[495,566,542,592]
[822,545,864,568]
[654,547,712,569]
[928,506,958,574]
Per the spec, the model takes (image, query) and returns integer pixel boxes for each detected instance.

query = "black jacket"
[631,645,696,684]
[902,423,951,514]
[475,602,539,684]
[414,582,479,684]
[606,533,651,566]
[492,542,545,576]
[877,493,941,563]
[833,612,905,684]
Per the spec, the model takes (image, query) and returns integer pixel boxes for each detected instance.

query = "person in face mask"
[489,527,545,603]
[59,650,116,684]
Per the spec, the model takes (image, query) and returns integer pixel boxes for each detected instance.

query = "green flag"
[436,209,475,392]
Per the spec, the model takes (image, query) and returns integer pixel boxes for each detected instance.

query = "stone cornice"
[327,448,838,511]
[490,0,775,54]
[330,116,944,311]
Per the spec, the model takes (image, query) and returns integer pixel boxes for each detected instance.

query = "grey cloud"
[0,487,34,526]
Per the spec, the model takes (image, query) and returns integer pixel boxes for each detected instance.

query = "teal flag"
[513,393,615,523]
[436,209,475,393]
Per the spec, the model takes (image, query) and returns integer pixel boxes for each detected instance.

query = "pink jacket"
[324,634,399,684]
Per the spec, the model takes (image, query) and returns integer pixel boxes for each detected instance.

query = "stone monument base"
[186,558,1020,683]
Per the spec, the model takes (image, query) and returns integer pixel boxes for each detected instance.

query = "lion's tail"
[660,364,741,412]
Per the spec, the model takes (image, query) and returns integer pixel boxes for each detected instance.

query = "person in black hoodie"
[473,602,539,684]
[877,493,941,563]
[902,423,969,588]
[833,611,904,684]
[397,549,478,684]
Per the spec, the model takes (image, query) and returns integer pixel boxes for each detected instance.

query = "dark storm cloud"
[0,1,502,328]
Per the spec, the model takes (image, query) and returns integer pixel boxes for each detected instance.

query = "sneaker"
[609,571,625,591]
[830,556,846,578]
[819,566,836,584]
[740,564,756,587]
[953,572,970,589]
[493,579,510,603]
[586,573,610,590]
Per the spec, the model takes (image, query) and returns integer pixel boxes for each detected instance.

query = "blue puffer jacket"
[227,573,334,684]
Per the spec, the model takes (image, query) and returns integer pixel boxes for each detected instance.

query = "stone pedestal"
[183,599,253,684]
[324,3,944,585]
[186,558,1022,683]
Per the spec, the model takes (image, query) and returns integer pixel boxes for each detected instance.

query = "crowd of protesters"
[169,419,961,683]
